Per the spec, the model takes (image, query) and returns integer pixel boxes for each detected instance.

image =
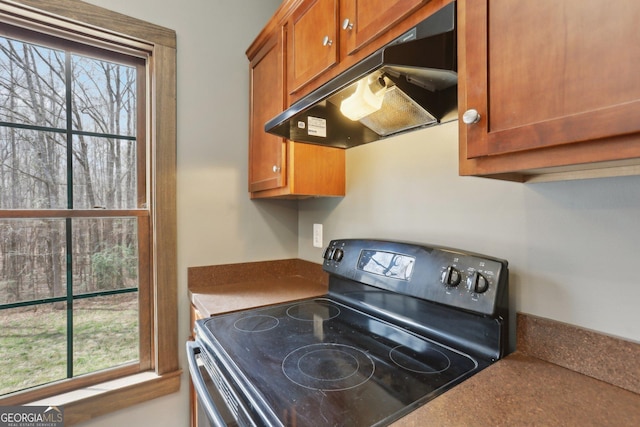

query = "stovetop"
[197,297,483,427]
[193,239,510,426]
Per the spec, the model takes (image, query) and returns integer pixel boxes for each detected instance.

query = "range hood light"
[339,77,387,121]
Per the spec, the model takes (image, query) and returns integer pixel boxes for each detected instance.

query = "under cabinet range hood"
[265,1,457,149]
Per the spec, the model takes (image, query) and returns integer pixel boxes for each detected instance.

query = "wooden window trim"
[0,0,179,424]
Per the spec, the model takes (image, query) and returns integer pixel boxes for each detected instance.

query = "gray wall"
[298,121,640,343]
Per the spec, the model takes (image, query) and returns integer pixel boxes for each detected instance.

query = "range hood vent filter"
[357,86,437,136]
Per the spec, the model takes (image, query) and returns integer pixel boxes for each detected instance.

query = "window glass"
[71,218,139,293]
[71,55,137,137]
[0,27,145,398]
[72,136,138,209]
[0,219,66,302]
[0,304,67,395]
[0,129,67,209]
[73,293,138,377]
[0,37,66,129]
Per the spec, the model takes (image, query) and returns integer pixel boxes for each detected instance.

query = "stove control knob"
[441,266,461,287]
[323,247,334,260]
[467,271,489,293]
[332,248,344,262]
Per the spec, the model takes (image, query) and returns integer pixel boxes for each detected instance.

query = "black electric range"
[188,239,511,427]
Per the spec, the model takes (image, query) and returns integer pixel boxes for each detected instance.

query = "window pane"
[0,219,66,304]
[0,23,148,399]
[73,293,138,376]
[71,55,137,137]
[72,136,138,209]
[0,37,66,128]
[72,218,138,294]
[0,128,67,209]
[0,303,67,395]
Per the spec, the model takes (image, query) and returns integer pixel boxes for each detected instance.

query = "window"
[0,25,149,395]
[0,1,178,424]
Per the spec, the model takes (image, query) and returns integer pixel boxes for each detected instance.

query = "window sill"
[29,370,182,425]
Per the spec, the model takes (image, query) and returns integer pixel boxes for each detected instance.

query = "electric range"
[188,239,511,426]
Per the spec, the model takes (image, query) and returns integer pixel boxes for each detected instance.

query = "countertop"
[188,259,640,426]
[394,313,640,426]
[191,276,327,317]
[188,258,328,317]
[392,351,640,426]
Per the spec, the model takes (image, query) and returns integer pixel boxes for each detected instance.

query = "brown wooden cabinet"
[340,0,427,57]
[287,0,339,94]
[247,0,449,198]
[249,31,286,194]
[458,0,640,182]
[287,0,428,96]
[248,24,345,198]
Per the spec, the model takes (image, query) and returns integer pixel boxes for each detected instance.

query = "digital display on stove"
[357,250,415,280]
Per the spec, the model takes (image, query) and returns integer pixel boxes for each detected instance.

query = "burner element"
[390,345,451,374]
[286,301,341,321]
[282,343,375,391]
[233,315,279,332]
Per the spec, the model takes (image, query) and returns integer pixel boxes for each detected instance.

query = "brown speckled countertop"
[188,258,328,317]
[393,351,640,426]
[188,260,640,426]
[393,314,640,427]
[191,276,327,317]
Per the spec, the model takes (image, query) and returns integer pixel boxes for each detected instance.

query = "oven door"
[186,341,239,427]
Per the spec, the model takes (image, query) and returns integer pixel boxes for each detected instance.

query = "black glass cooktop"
[198,297,480,427]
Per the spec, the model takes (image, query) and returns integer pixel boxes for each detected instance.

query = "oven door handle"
[186,341,229,427]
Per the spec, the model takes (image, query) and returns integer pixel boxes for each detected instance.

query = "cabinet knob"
[272,165,281,173]
[322,35,333,47]
[342,18,354,31]
[462,109,481,124]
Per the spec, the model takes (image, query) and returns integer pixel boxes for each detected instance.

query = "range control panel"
[323,239,508,316]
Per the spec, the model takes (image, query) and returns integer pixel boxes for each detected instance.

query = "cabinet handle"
[342,18,354,31]
[272,165,281,173]
[462,109,481,124]
[322,35,333,47]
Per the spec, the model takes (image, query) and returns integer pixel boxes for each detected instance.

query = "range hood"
[265,1,457,149]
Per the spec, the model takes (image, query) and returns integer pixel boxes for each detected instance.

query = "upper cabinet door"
[340,0,427,56]
[462,0,640,159]
[287,0,339,94]
[249,32,286,193]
